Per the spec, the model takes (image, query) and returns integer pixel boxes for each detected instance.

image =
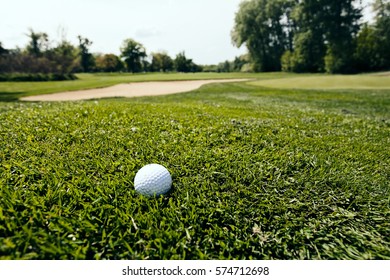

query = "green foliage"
[1,31,204,77]
[77,36,95,73]
[354,24,380,72]
[150,52,174,72]
[354,1,390,72]
[324,45,348,74]
[322,1,361,73]
[0,31,80,76]
[289,30,325,73]
[0,42,7,55]
[95,54,124,72]
[233,0,376,74]
[0,73,77,82]
[0,74,389,259]
[290,0,361,74]
[50,41,81,74]
[120,39,147,73]
[232,56,249,72]
[232,0,294,72]
[202,56,249,73]
[174,52,200,73]
[289,1,327,73]
[373,0,390,70]
[217,56,248,73]
[281,51,293,72]
[217,61,232,73]
[26,29,49,57]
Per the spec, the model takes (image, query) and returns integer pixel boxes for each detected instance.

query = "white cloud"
[135,28,161,39]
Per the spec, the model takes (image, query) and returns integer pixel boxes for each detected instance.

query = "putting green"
[249,74,390,90]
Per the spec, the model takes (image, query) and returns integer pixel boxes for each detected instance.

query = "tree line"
[3,0,387,79]
[232,0,390,73]
[0,30,208,81]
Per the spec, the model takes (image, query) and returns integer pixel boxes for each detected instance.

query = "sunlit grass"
[0,76,389,260]
[249,74,390,90]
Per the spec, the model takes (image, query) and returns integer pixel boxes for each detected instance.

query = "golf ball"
[134,164,172,196]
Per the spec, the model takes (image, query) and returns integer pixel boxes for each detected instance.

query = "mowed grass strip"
[0,77,389,259]
[249,74,390,90]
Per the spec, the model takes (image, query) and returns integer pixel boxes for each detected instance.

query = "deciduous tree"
[0,42,8,56]
[174,52,199,72]
[150,52,174,72]
[354,24,379,72]
[232,0,295,72]
[49,41,79,74]
[26,29,49,57]
[95,53,124,72]
[372,0,390,69]
[120,39,147,73]
[323,0,362,73]
[78,35,94,72]
[287,0,327,72]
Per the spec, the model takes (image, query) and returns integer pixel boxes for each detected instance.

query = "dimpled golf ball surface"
[134,164,172,196]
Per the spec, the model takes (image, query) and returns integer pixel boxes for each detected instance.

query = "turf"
[249,74,390,90]
[0,74,389,259]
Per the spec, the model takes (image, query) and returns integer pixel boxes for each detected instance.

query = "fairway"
[249,74,390,90]
[0,73,389,260]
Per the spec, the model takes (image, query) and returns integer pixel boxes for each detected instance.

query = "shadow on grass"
[0,92,26,102]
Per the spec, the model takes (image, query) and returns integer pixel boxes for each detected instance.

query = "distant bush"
[281,51,293,72]
[0,73,77,82]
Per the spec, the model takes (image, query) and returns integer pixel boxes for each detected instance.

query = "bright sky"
[1,0,374,65]
[0,0,247,65]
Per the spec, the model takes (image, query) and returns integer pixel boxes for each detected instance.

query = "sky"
[0,0,247,65]
[1,0,374,65]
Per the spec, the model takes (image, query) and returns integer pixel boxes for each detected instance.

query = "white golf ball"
[134,164,172,196]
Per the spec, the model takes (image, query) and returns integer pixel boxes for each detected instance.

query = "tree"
[174,52,197,72]
[232,0,295,72]
[26,29,49,57]
[232,55,248,72]
[173,52,201,72]
[217,60,232,72]
[282,0,362,73]
[281,50,293,72]
[354,0,390,72]
[354,24,379,72]
[0,42,10,73]
[288,29,327,73]
[323,0,362,73]
[49,40,79,74]
[0,42,8,56]
[120,39,147,73]
[95,53,124,72]
[287,0,328,72]
[1,29,79,79]
[150,52,174,72]
[78,35,94,72]
[372,0,390,69]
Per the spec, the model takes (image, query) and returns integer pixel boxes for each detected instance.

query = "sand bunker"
[21,79,248,101]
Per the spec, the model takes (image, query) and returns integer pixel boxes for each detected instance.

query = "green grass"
[0,73,389,259]
[250,74,390,90]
